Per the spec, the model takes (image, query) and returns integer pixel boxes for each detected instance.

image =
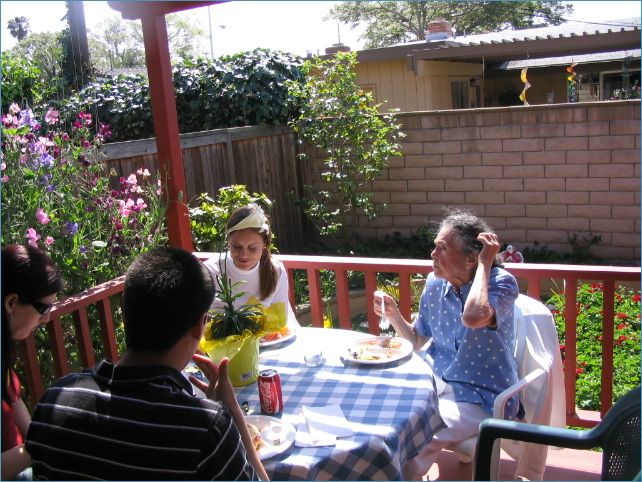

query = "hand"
[477,232,500,265]
[189,354,236,409]
[373,291,402,325]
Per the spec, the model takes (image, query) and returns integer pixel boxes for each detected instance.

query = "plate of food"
[345,336,413,365]
[259,326,296,348]
[245,415,295,460]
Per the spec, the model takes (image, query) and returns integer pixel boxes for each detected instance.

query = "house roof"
[356,17,641,65]
[492,48,641,70]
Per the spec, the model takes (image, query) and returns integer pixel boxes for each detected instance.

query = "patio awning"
[490,49,641,70]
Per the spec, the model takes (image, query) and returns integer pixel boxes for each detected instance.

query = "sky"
[0,1,640,57]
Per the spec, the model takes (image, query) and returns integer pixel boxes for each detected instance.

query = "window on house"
[450,79,469,109]
[450,77,482,109]
[601,69,641,100]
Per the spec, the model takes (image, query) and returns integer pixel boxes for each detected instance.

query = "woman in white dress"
[203,203,300,330]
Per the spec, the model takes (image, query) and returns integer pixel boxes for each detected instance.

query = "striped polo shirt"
[26,359,258,480]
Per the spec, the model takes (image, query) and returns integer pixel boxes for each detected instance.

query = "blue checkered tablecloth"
[236,327,445,481]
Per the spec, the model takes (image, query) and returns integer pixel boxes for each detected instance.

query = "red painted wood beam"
[138,13,194,250]
[107,2,227,250]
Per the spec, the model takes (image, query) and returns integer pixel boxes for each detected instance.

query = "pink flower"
[133,198,147,212]
[1,162,6,171]
[118,199,135,217]
[26,228,41,246]
[45,236,54,246]
[35,208,51,225]
[8,103,20,115]
[44,108,59,125]
[1,175,8,183]
[136,168,151,178]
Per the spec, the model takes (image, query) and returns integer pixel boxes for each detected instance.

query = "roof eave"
[357,29,641,64]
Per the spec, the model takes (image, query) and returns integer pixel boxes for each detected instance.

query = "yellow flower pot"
[199,330,259,387]
[227,335,259,386]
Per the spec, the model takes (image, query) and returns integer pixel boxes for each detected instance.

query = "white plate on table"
[259,328,296,348]
[344,336,413,365]
[245,415,295,460]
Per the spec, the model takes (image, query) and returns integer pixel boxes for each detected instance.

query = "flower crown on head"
[225,203,269,236]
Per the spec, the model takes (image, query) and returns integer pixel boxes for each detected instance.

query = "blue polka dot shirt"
[414,268,520,417]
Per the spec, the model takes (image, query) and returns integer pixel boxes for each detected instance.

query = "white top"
[203,253,300,329]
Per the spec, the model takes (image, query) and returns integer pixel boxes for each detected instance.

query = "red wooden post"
[140,14,193,251]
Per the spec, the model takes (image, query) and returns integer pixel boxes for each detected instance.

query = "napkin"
[294,404,354,448]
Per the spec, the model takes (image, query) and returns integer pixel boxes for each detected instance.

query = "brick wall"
[321,100,640,263]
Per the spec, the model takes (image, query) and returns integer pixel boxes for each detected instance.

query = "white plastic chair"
[450,293,566,480]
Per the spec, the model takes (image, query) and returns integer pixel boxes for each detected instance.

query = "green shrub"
[521,233,602,264]
[547,283,641,409]
[54,49,305,142]
[189,185,274,252]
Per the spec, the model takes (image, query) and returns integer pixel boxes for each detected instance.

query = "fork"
[378,293,390,332]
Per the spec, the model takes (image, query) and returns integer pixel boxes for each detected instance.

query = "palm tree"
[7,16,30,41]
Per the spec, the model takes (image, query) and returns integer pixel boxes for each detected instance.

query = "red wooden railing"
[18,254,640,429]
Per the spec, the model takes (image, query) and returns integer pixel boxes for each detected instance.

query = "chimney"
[325,43,351,55]
[426,18,454,41]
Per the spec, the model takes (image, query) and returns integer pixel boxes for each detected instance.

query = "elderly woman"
[374,209,520,480]
[204,203,299,330]
[2,244,62,480]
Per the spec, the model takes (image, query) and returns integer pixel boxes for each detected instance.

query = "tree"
[7,16,30,41]
[327,1,573,49]
[10,32,65,101]
[88,15,145,70]
[287,51,405,239]
[89,13,207,72]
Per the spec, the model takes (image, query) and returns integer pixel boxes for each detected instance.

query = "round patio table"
[235,327,445,481]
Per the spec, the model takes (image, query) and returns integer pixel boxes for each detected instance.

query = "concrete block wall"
[316,100,640,263]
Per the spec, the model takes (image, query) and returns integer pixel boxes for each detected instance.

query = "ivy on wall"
[54,49,306,142]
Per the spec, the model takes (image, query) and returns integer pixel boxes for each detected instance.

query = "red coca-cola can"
[258,369,283,415]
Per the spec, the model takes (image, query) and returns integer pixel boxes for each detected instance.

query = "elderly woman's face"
[228,228,266,271]
[430,227,473,286]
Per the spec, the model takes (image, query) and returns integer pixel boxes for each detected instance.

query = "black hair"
[122,247,215,353]
[2,244,62,402]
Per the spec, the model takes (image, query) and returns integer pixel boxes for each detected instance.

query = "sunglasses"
[21,298,54,315]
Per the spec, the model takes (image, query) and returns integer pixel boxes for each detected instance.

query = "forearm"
[462,261,495,328]
[227,403,269,481]
[2,445,31,480]
[14,398,31,436]
[390,312,428,351]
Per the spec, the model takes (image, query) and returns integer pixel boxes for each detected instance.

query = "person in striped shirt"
[25,247,268,480]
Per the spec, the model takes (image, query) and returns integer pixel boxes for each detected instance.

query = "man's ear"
[192,313,207,340]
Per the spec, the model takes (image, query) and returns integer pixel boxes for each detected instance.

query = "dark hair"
[226,204,278,299]
[122,247,215,353]
[2,244,62,402]
[439,209,502,267]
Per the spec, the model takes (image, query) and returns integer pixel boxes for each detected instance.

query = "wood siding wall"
[102,125,308,251]
[102,100,640,263]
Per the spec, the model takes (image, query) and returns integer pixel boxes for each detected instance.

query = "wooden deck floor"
[425,446,602,480]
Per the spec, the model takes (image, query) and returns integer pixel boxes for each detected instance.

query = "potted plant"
[199,252,265,386]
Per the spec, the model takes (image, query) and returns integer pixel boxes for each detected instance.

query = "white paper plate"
[245,415,295,460]
[259,329,296,348]
[345,336,413,365]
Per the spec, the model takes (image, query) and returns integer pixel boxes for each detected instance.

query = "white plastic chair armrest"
[493,367,547,419]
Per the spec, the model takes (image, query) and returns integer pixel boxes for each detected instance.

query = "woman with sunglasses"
[2,244,62,480]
